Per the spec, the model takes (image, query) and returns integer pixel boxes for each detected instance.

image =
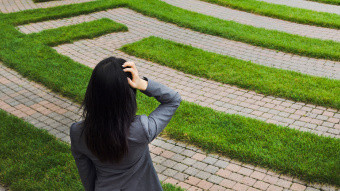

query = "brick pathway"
[162,0,340,43]
[17,9,340,80]
[257,0,340,15]
[0,0,94,13]
[0,63,337,191]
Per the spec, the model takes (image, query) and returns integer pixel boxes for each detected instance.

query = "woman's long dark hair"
[82,57,137,163]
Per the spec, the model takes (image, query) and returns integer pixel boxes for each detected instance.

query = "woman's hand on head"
[123,61,148,91]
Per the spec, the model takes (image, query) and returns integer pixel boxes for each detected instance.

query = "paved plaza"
[0,0,339,190]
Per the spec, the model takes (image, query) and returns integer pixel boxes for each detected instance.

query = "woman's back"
[70,65,181,191]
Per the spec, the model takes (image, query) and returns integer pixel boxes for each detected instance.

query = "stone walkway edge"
[163,0,340,43]
[257,0,340,15]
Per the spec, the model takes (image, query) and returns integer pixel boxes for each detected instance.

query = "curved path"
[257,0,340,15]
[17,10,340,80]
[0,0,94,13]
[162,0,340,43]
[0,61,335,191]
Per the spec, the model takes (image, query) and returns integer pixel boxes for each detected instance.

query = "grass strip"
[0,110,184,191]
[200,0,340,29]
[28,18,128,46]
[307,0,340,5]
[2,0,340,61]
[121,36,340,110]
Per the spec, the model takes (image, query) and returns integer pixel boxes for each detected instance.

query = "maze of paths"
[0,0,339,191]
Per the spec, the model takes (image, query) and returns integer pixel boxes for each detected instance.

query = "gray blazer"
[70,79,181,191]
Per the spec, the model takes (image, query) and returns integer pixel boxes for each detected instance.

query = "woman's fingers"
[122,61,136,69]
[126,77,136,88]
[123,68,138,80]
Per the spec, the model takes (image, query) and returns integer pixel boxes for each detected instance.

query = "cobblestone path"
[1,0,340,191]
[257,0,340,15]
[162,0,340,43]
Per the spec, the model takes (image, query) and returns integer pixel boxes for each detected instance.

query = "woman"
[70,57,181,191]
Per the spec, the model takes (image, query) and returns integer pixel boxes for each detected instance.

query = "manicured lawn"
[28,18,128,46]
[0,110,184,191]
[307,0,340,5]
[200,0,340,29]
[2,0,340,61]
[121,36,340,110]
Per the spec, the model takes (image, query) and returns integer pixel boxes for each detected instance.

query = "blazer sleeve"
[139,79,181,142]
[70,123,96,191]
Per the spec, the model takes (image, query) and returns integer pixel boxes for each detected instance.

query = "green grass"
[2,0,340,61]
[0,110,83,190]
[0,0,339,186]
[307,0,340,5]
[28,18,128,46]
[121,36,340,110]
[200,0,340,29]
[0,110,184,191]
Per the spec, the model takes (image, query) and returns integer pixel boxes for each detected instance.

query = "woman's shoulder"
[70,121,84,138]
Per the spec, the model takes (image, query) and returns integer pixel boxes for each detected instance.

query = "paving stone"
[163,168,178,177]
[276,179,292,188]
[153,156,167,164]
[185,176,201,186]
[171,154,186,162]
[216,169,232,178]
[251,171,266,180]
[154,164,166,173]
[173,172,189,181]
[253,181,270,190]
[203,165,219,174]
[268,185,284,191]
[214,160,229,168]
[202,156,218,165]
[207,175,224,184]
[233,183,249,191]
[196,171,212,180]
[172,163,189,172]
[290,183,307,191]
[228,173,244,182]
[184,167,200,176]
[162,159,177,168]
[192,161,208,170]
[220,179,236,189]
[182,149,196,157]
[182,158,197,166]
[240,176,257,186]
[197,180,213,190]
